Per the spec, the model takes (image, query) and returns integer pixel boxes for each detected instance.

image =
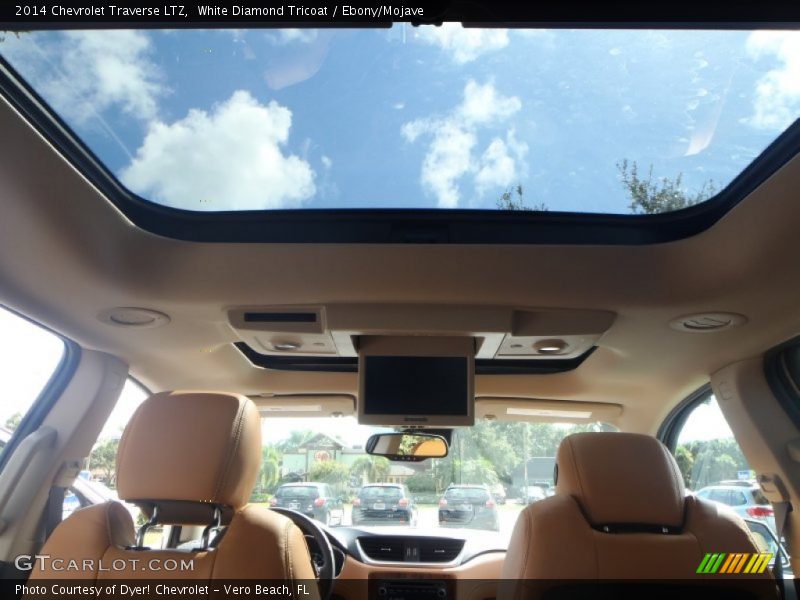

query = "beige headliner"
[2,92,800,435]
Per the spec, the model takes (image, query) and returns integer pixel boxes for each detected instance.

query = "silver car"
[695,483,776,533]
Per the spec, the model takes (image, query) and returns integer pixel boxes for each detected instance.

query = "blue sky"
[2,26,799,213]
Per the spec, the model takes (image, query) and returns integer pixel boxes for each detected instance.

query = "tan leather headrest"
[116,391,261,510]
[555,432,685,527]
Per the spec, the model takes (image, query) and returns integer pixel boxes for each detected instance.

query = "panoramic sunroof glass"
[1,27,798,214]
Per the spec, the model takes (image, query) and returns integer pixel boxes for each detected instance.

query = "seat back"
[501,432,776,599]
[26,392,317,594]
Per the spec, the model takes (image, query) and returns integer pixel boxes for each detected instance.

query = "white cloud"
[321,155,333,169]
[458,79,521,124]
[401,80,527,208]
[414,122,476,208]
[266,29,319,45]
[746,31,800,130]
[5,31,164,125]
[414,24,509,64]
[474,130,528,193]
[121,90,316,210]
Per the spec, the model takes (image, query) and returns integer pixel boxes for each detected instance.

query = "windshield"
[255,416,615,538]
[1,27,798,214]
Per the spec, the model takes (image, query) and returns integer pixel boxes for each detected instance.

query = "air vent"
[358,537,404,562]
[358,537,464,564]
[243,312,317,323]
[419,538,465,563]
[669,312,747,333]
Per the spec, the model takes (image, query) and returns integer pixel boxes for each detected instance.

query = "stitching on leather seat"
[214,397,246,504]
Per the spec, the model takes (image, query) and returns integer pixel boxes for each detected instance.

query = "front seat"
[28,391,318,593]
[501,432,776,599]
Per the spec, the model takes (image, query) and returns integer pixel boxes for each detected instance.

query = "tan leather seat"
[501,432,777,599]
[27,391,318,594]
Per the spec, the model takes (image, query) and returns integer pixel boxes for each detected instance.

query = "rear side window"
[361,486,402,500]
[672,393,754,491]
[709,489,731,504]
[445,488,489,502]
[277,486,318,498]
[0,306,64,460]
[729,491,748,506]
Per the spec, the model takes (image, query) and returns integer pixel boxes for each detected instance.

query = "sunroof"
[1,27,799,215]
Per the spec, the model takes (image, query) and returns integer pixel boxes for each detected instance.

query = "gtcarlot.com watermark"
[15,554,195,572]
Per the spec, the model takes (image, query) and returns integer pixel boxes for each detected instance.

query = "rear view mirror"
[365,432,448,462]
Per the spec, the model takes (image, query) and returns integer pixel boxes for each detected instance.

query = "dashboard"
[314,527,507,600]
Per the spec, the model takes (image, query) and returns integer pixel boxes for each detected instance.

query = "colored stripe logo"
[697,552,773,574]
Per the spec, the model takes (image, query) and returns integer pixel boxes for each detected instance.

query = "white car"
[695,483,776,533]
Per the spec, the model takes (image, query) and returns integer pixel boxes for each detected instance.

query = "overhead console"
[227,304,615,362]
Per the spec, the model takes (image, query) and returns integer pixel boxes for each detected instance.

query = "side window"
[62,378,150,535]
[709,489,730,504]
[728,491,745,506]
[673,393,754,493]
[86,377,148,484]
[0,306,65,460]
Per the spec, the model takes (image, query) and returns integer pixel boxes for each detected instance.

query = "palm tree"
[259,445,282,493]
[278,430,315,453]
[350,456,390,484]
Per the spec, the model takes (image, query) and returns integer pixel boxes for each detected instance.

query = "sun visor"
[252,394,355,418]
[476,397,623,424]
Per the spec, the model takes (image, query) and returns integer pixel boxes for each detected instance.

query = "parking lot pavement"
[335,503,525,537]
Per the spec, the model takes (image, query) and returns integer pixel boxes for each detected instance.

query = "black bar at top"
[2,0,800,28]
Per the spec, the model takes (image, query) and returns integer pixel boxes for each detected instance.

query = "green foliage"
[406,471,438,493]
[458,457,499,485]
[349,456,389,483]
[617,159,716,214]
[277,430,315,453]
[674,445,694,486]
[4,412,22,431]
[258,444,282,493]
[308,460,350,487]
[89,438,120,484]
[497,161,716,216]
[496,185,548,212]
[677,437,748,490]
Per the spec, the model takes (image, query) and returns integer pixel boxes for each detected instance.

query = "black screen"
[363,356,469,416]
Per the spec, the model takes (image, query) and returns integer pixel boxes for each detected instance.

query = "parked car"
[438,485,499,531]
[269,482,343,526]
[64,478,140,523]
[352,483,418,526]
[522,485,547,504]
[490,483,507,505]
[62,490,82,519]
[695,484,776,533]
[743,518,792,577]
